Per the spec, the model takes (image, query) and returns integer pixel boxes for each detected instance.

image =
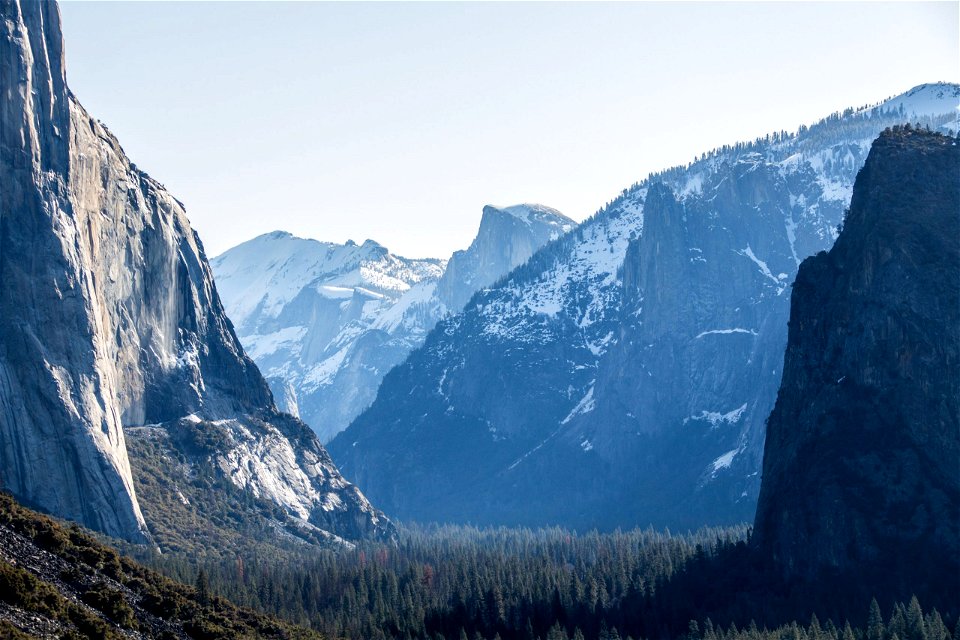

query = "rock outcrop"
[0,0,390,544]
[435,204,575,311]
[753,127,959,589]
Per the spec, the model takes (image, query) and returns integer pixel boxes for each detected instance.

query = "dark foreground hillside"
[0,493,321,640]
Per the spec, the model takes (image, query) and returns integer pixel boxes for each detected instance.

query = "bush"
[81,585,138,630]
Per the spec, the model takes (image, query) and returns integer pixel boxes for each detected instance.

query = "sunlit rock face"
[0,0,390,544]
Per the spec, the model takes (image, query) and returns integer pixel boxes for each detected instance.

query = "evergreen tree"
[906,597,927,640]
[195,568,211,606]
[867,599,886,640]
[689,620,702,640]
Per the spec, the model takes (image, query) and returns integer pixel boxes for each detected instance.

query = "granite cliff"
[0,0,390,545]
[753,127,959,592]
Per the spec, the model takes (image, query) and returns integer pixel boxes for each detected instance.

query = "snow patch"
[687,403,748,428]
[561,386,596,425]
[710,449,738,476]
[695,328,758,339]
[244,326,307,360]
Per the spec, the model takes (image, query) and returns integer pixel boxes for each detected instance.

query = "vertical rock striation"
[0,0,147,541]
[435,204,576,312]
[0,0,390,544]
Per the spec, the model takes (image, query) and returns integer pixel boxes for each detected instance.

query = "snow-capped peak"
[873,82,960,121]
[213,203,574,442]
[211,232,443,333]
[484,203,577,232]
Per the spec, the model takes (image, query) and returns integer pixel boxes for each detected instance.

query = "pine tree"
[906,597,927,640]
[548,622,569,640]
[688,620,702,640]
[867,599,885,640]
[924,610,948,640]
[889,604,908,640]
[704,618,719,640]
[195,568,211,606]
[811,613,824,640]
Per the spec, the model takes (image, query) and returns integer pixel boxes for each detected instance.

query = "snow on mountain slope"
[212,205,575,442]
[873,81,960,123]
[329,83,960,531]
[213,233,444,336]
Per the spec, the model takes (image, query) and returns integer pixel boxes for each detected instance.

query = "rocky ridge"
[329,83,960,530]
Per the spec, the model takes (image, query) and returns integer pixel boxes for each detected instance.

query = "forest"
[130,524,956,640]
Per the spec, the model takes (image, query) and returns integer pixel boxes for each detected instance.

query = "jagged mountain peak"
[211,232,444,335]
[213,203,573,443]
[436,203,575,311]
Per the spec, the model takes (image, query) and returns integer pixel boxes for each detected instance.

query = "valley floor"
[131,522,955,640]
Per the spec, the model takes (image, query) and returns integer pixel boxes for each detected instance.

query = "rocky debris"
[0,602,66,639]
[0,523,145,638]
[0,493,322,638]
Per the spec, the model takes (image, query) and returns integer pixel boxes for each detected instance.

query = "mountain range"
[212,204,574,442]
[1,1,958,635]
[328,82,960,530]
[3,0,958,568]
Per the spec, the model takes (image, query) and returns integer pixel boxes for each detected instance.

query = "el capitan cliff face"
[753,127,960,588]
[0,0,389,544]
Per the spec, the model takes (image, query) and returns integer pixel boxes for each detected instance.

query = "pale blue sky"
[59,2,958,259]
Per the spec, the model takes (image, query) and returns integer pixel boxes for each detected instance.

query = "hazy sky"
[59,2,958,259]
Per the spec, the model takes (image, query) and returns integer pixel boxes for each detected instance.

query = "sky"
[59,2,959,259]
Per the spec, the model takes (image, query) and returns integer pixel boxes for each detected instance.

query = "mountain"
[329,83,960,530]
[210,233,444,443]
[0,0,389,546]
[753,127,959,593]
[435,204,577,311]
[211,204,574,442]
